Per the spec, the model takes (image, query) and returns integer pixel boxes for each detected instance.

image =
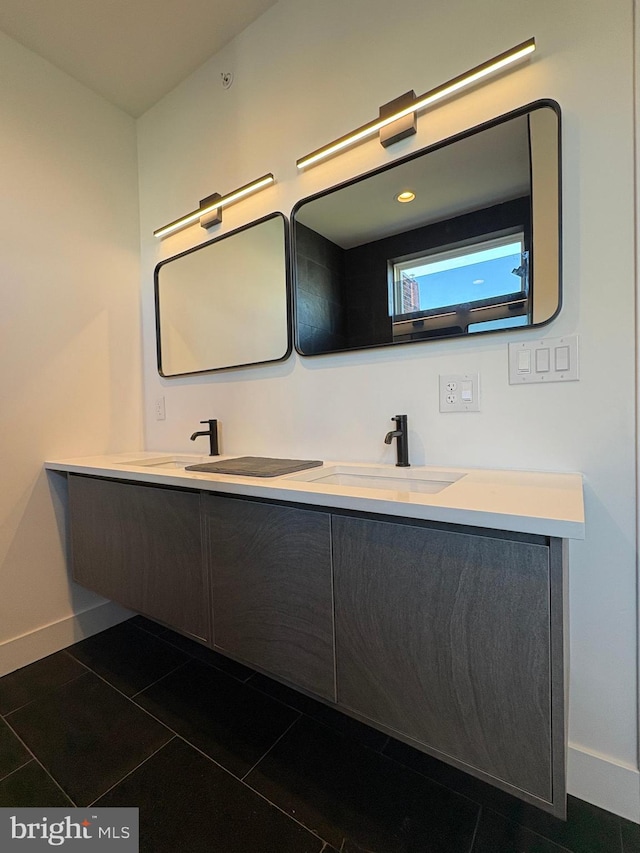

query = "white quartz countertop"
[45,452,585,539]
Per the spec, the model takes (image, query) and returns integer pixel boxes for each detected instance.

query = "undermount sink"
[285,465,464,495]
[118,455,209,469]
[116,457,464,494]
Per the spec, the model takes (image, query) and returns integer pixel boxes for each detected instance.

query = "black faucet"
[384,414,410,467]
[190,419,219,456]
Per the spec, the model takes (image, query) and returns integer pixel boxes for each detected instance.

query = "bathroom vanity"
[45,453,584,819]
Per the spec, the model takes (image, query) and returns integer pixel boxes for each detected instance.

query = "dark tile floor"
[0,616,637,853]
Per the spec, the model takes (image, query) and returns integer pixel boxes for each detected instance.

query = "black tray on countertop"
[184,456,323,477]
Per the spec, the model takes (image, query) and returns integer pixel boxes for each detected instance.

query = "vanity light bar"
[154,173,275,238]
[296,38,536,170]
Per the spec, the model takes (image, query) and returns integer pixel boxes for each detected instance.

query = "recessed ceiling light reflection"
[395,191,416,203]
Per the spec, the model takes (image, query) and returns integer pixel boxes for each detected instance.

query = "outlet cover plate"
[154,396,166,420]
[439,373,480,412]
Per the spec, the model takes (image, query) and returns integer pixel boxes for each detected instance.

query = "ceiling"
[296,116,532,249]
[0,0,278,116]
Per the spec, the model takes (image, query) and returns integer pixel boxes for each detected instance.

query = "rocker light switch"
[509,336,579,384]
[535,348,550,372]
[555,345,570,372]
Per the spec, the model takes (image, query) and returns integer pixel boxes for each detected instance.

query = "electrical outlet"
[154,396,166,421]
[439,373,480,412]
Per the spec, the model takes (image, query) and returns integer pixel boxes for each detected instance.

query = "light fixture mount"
[199,192,222,229]
[379,90,417,148]
[154,173,275,239]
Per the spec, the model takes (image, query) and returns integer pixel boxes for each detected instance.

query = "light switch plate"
[439,373,480,412]
[154,396,166,420]
[508,335,579,384]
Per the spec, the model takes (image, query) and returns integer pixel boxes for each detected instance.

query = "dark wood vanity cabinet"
[203,495,335,701]
[66,475,566,816]
[332,516,565,812]
[68,475,209,642]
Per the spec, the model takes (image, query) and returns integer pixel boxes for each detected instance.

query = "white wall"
[137,0,639,819]
[0,32,143,674]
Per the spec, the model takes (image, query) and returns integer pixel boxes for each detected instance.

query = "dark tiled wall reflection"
[295,222,347,354]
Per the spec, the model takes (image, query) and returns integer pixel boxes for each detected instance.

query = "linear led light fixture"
[296,38,536,170]
[154,173,275,238]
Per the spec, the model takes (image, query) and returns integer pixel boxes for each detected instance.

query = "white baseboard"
[0,601,133,678]
[568,743,640,822]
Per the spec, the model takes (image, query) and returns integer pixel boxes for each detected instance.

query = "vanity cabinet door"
[333,515,562,809]
[68,475,209,642]
[204,495,335,701]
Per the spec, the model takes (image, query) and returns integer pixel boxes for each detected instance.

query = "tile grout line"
[67,663,192,744]
[241,676,314,718]
[130,661,194,699]
[2,637,591,853]
[1,668,91,718]
[162,731,333,848]
[131,621,254,685]
[379,744,597,853]
[231,674,383,772]
[72,657,192,708]
[127,620,170,640]
[225,756,335,848]
[112,641,482,850]
[467,804,482,853]
[0,628,302,818]
[0,758,35,785]
[240,713,302,782]
[377,745,490,812]
[108,648,323,797]
[73,655,326,846]
[243,677,391,757]
[87,736,177,807]
[0,641,579,851]
[2,626,624,851]
[1,716,78,807]
[102,621,448,790]
[377,735,390,754]
[81,664,220,755]
[3,653,189,811]
[482,806,577,853]
[6,628,592,852]
[15,660,193,803]
[66,634,302,742]
[66,625,575,846]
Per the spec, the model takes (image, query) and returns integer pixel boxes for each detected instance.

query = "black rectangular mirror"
[292,101,561,355]
[155,212,291,377]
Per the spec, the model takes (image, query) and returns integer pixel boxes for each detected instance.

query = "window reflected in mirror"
[391,230,529,340]
[292,101,560,356]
